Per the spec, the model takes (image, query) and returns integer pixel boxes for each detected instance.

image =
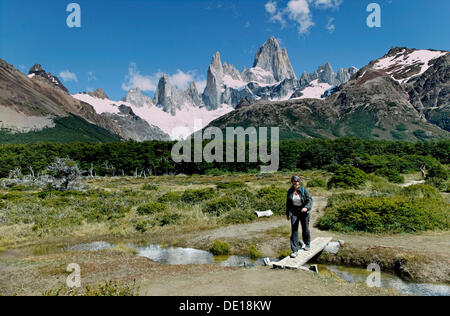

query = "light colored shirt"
[293,193,302,207]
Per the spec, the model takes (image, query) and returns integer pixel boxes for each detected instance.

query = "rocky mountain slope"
[0,59,123,142]
[204,48,450,142]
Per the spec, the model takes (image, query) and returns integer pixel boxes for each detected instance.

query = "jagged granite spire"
[202,51,224,110]
[155,74,186,115]
[252,37,296,82]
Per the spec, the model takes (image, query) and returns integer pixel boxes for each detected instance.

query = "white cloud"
[122,63,206,93]
[287,0,314,34]
[326,17,335,33]
[59,70,78,82]
[87,71,97,82]
[265,1,277,15]
[265,0,343,35]
[310,0,343,9]
[121,62,160,92]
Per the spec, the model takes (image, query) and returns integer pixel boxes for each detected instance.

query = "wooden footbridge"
[271,237,333,270]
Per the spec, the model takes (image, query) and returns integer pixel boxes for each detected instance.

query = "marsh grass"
[1,172,446,248]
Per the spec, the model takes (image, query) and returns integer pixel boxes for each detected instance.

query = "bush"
[221,209,255,224]
[328,166,368,189]
[375,168,405,184]
[135,220,148,233]
[142,184,158,191]
[400,184,442,200]
[86,200,130,221]
[248,245,262,259]
[427,165,448,180]
[316,195,448,233]
[137,202,168,216]
[203,189,255,216]
[425,177,446,191]
[209,240,230,256]
[157,192,182,203]
[255,186,287,215]
[181,188,215,204]
[216,181,247,190]
[307,178,327,188]
[203,196,237,216]
[158,213,181,226]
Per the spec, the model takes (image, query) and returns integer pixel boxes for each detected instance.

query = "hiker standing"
[286,176,313,258]
[420,165,427,179]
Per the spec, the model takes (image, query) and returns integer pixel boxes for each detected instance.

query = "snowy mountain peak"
[371,47,449,84]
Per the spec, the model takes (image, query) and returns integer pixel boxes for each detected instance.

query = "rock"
[102,104,170,141]
[28,64,69,93]
[124,87,154,108]
[252,37,296,82]
[338,240,345,247]
[186,81,203,106]
[324,242,340,254]
[202,52,224,110]
[155,74,190,115]
[88,88,109,100]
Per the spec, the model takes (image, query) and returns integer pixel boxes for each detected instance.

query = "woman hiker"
[286,176,313,258]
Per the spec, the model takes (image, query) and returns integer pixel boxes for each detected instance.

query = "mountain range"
[205,46,450,141]
[0,37,448,143]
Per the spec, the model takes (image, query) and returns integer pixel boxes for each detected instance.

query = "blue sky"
[1,0,449,100]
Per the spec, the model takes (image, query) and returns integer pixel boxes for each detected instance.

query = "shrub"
[255,186,287,215]
[375,168,405,184]
[400,184,442,200]
[157,192,182,203]
[204,168,226,176]
[248,245,262,259]
[307,178,327,188]
[209,240,230,256]
[135,220,148,233]
[316,195,448,233]
[328,166,368,189]
[85,200,130,221]
[203,196,237,216]
[216,181,247,190]
[45,158,83,191]
[221,209,255,224]
[142,184,158,191]
[203,189,255,216]
[158,213,181,226]
[427,165,448,180]
[181,188,215,204]
[425,177,446,191]
[137,202,168,216]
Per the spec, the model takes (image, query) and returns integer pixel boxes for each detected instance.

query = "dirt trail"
[141,266,394,296]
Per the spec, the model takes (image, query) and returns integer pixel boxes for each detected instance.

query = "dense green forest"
[0,115,122,144]
[0,138,448,178]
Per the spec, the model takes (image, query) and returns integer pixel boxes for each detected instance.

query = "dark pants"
[290,212,311,252]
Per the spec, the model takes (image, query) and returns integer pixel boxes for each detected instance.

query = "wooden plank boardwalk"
[272,237,333,269]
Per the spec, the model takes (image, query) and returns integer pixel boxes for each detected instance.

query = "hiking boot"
[290,251,299,258]
[304,245,311,251]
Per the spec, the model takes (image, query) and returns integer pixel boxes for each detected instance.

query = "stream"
[63,241,449,296]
